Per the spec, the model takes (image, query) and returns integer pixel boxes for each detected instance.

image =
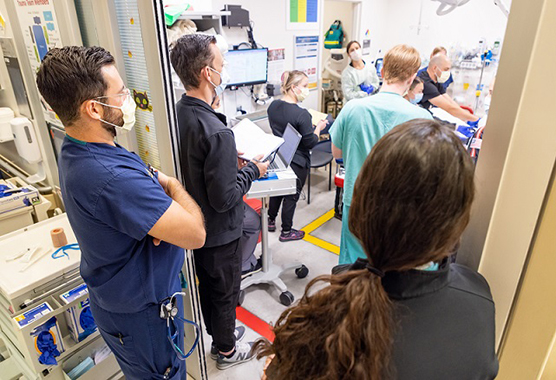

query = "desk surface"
[0,214,81,301]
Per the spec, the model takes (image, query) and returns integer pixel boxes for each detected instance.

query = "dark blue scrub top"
[58,136,183,313]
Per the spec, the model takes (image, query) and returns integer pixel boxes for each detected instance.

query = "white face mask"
[94,93,137,132]
[436,68,451,84]
[294,86,310,102]
[350,49,363,62]
[208,66,231,97]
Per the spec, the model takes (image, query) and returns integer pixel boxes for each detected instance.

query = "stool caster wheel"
[279,291,294,306]
[295,265,309,279]
[238,289,245,306]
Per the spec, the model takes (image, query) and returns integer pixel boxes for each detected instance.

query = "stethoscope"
[159,292,200,361]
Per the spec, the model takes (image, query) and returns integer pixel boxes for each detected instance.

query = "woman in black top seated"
[256,119,499,379]
[266,70,328,242]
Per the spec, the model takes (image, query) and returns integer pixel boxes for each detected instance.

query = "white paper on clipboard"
[232,119,284,161]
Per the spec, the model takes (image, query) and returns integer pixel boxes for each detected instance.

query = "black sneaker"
[268,218,276,232]
[279,229,305,242]
[241,258,263,279]
[210,326,246,360]
[216,342,255,370]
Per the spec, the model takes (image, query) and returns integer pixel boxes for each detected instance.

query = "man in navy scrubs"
[37,46,206,379]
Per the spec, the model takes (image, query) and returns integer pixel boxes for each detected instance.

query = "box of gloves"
[0,180,40,214]
[13,302,65,366]
[60,283,97,343]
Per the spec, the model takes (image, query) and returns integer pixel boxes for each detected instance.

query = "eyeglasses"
[94,88,131,100]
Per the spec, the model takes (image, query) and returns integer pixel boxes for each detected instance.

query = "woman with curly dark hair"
[256,119,499,379]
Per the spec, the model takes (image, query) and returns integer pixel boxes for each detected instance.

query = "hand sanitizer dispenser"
[10,117,42,164]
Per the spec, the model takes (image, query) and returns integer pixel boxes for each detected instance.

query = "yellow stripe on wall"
[298,0,307,23]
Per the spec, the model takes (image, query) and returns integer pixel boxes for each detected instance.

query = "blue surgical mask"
[208,66,231,97]
[410,93,423,105]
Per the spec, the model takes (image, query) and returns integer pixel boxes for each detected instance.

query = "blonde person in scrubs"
[330,44,433,265]
[341,41,380,102]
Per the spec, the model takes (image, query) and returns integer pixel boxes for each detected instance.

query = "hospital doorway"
[319,0,362,113]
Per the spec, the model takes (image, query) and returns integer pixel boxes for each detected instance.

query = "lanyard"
[51,244,80,260]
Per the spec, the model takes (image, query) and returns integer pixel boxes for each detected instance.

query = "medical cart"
[242,168,309,306]
[0,215,122,379]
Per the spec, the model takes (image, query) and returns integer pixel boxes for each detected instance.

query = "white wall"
[359,0,511,63]
[211,0,321,120]
[207,0,511,120]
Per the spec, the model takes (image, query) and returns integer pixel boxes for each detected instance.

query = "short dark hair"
[36,46,115,127]
[170,34,217,91]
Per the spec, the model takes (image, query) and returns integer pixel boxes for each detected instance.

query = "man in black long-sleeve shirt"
[170,34,268,370]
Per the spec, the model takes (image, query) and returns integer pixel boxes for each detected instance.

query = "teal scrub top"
[330,92,433,207]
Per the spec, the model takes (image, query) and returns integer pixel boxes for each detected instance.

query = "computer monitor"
[225,48,268,88]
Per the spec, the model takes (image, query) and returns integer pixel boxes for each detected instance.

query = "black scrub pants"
[193,238,242,353]
[268,162,308,232]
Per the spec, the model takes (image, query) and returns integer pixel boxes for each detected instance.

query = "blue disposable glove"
[359,83,374,94]
[78,306,97,341]
[467,118,481,128]
[37,331,61,365]
[34,317,62,366]
[456,125,476,143]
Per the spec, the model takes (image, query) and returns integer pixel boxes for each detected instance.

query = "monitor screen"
[225,49,268,88]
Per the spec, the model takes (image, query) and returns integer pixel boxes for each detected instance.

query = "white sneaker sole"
[216,354,255,370]
[210,327,246,360]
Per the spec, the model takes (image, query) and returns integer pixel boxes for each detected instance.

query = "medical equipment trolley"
[0,215,122,379]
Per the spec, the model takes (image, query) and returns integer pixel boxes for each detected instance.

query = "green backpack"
[324,20,344,49]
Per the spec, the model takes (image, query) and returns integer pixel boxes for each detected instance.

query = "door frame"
[318,0,363,111]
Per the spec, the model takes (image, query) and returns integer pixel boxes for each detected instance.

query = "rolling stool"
[334,159,345,220]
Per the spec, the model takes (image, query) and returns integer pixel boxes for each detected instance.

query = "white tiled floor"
[200,167,341,380]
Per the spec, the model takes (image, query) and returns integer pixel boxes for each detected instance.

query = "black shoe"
[268,218,276,232]
[241,258,263,279]
[279,229,305,242]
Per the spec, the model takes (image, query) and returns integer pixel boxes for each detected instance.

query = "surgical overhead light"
[431,0,509,18]
[431,0,472,16]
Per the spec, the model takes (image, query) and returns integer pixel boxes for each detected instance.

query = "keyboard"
[268,161,280,170]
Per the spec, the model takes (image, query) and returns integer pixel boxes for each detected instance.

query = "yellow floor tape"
[301,209,340,255]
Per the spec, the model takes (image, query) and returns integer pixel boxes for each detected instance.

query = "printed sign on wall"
[294,35,319,90]
[14,0,63,127]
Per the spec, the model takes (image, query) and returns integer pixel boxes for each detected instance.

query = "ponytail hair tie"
[365,264,385,278]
